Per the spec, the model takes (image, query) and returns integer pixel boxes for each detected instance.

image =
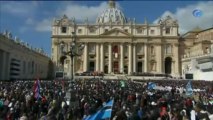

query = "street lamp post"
[60,32,84,81]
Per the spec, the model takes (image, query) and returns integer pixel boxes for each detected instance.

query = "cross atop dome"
[109,0,116,8]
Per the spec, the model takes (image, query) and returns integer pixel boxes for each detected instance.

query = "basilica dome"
[96,0,127,24]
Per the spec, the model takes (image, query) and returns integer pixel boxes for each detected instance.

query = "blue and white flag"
[84,99,114,120]
[186,80,193,96]
[148,82,156,90]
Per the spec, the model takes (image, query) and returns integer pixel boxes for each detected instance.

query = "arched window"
[113,45,119,58]
[113,45,119,53]
[61,27,67,33]
[166,27,170,34]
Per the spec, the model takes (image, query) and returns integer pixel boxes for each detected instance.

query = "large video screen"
[55,72,64,78]
[185,74,193,79]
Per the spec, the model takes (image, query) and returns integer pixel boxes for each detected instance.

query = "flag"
[147,82,156,90]
[186,80,193,96]
[33,79,42,100]
[120,81,125,88]
[84,99,114,120]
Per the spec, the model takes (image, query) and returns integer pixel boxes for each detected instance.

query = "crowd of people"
[0,78,212,120]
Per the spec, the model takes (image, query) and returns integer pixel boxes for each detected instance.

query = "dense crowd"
[0,79,212,120]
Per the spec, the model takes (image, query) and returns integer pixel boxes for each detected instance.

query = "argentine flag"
[84,99,114,120]
[148,82,156,90]
[186,80,193,96]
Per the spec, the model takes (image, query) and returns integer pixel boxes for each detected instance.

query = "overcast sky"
[0,1,213,55]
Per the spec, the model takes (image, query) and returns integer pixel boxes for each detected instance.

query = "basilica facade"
[51,1,180,78]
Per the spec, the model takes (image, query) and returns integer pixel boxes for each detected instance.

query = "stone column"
[128,43,132,74]
[96,43,100,71]
[120,43,124,73]
[157,44,162,73]
[108,43,112,74]
[144,43,148,72]
[173,43,179,76]
[83,43,88,72]
[133,44,136,73]
[172,61,175,75]
[100,43,104,72]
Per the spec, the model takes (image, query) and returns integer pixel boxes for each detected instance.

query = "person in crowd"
[0,79,212,120]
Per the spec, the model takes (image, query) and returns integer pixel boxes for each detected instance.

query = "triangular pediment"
[100,28,132,37]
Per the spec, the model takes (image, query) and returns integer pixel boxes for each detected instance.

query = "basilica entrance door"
[89,61,95,72]
[104,65,108,73]
[124,66,128,74]
[165,57,172,74]
[137,62,143,73]
[113,61,119,73]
